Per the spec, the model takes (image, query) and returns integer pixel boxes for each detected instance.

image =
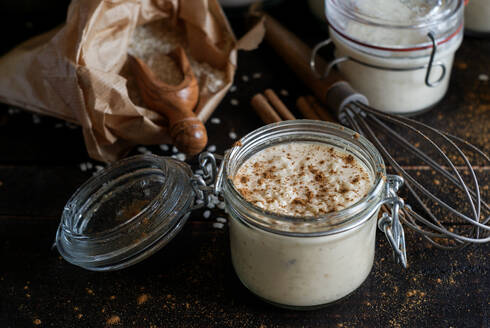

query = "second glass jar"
[321,0,464,114]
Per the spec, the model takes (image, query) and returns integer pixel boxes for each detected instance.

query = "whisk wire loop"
[340,102,490,251]
[353,102,485,227]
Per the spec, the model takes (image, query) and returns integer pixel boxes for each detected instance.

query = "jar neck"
[222,120,387,237]
[326,0,464,51]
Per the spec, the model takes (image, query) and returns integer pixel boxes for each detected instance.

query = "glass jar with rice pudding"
[464,0,490,36]
[221,120,405,308]
[55,120,406,309]
[311,0,464,114]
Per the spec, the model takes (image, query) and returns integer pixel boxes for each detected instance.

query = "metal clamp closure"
[425,32,446,87]
[310,38,349,79]
[310,33,446,88]
[378,175,408,268]
[190,152,224,210]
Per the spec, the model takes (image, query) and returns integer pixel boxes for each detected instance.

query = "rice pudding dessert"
[229,142,378,307]
[326,0,463,114]
[233,143,371,216]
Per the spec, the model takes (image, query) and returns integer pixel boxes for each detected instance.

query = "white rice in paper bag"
[0,0,264,162]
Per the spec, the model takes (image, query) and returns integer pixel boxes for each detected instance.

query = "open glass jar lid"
[55,155,201,271]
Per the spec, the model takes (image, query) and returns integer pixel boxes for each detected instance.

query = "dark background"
[0,1,489,327]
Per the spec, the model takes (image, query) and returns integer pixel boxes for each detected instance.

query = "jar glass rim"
[59,154,171,240]
[326,0,464,51]
[223,120,387,236]
[327,0,463,29]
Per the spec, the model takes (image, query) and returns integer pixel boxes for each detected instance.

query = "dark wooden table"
[1,1,489,327]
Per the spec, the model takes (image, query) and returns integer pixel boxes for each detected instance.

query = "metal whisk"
[334,99,489,248]
[263,14,489,266]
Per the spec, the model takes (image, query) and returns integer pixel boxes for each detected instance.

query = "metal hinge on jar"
[190,152,225,210]
[378,175,408,268]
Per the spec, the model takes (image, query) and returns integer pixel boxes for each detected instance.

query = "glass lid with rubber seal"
[54,154,211,271]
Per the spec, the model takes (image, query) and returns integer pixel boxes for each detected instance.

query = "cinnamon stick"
[263,15,346,114]
[251,94,282,124]
[296,96,320,120]
[264,89,296,120]
[306,95,335,122]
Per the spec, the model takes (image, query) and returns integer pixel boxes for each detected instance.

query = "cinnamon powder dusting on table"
[233,143,372,217]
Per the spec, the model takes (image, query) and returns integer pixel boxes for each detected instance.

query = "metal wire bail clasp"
[190,152,224,210]
[378,175,408,268]
[310,38,348,79]
[425,32,446,87]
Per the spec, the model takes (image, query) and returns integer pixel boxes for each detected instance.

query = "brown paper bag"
[0,0,264,162]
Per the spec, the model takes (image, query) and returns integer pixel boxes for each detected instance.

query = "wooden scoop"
[128,47,207,155]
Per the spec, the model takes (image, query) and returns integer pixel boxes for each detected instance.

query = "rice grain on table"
[203,210,211,219]
[137,146,150,154]
[210,117,221,124]
[213,222,225,229]
[8,108,21,115]
[207,145,217,152]
[209,195,220,205]
[65,122,78,129]
[175,153,186,161]
[230,99,239,106]
[229,131,237,139]
[32,114,41,124]
[159,144,170,151]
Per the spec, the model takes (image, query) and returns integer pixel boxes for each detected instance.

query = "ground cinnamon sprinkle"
[106,315,121,325]
[233,142,372,217]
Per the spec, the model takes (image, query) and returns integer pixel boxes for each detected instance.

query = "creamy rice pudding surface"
[233,142,372,217]
[229,141,378,307]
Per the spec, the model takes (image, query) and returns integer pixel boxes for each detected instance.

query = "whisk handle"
[263,14,368,118]
[325,82,369,119]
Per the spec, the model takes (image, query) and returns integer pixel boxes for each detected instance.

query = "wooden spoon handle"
[128,48,207,155]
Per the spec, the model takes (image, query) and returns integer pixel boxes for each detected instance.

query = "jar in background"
[308,0,327,23]
[465,0,490,36]
[221,121,401,308]
[317,0,464,114]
